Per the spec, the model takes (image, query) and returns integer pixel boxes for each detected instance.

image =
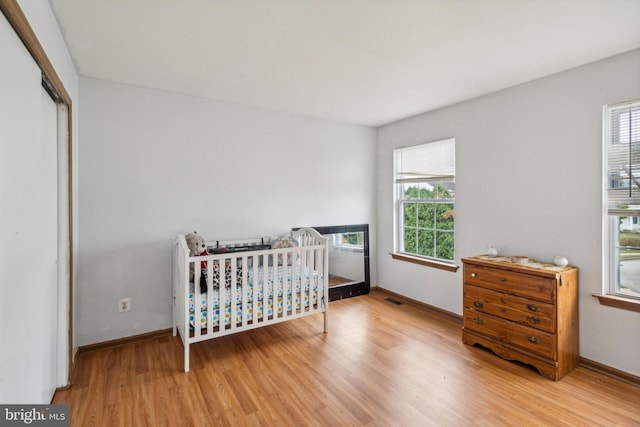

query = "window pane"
[404,227,417,253]
[618,229,640,297]
[435,183,453,199]
[422,183,435,199]
[404,203,417,227]
[436,203,455,230]
[436,231,454,261]
[423,186,434,199]
[417,203,434,228]
[607,103,640,210]
[404,184,419,199]
[418,229,434,257]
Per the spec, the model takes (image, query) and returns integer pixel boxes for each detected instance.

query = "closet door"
[39,84,59,402]
[0,11,59,403]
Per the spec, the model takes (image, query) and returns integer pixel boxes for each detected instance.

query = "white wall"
[377,49,640,376]
[77,77,377,345]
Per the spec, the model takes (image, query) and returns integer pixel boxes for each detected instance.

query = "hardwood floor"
[53,289,640,426]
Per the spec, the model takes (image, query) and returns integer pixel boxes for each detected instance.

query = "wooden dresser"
[462,256,579,381]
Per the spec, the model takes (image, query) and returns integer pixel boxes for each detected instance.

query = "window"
[394,138,455,264]
[604,99,640,301]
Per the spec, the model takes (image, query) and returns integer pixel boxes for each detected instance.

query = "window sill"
[390,253,459,272]
[592,294,640,313]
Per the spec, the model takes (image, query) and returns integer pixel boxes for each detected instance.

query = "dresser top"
[462,255,577,275]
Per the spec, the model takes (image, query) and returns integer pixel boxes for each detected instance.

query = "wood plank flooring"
[53,289,640,426]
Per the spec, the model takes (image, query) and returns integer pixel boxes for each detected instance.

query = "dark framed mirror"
[294,224,370,301]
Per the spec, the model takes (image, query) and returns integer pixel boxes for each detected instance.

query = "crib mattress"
[189,264,318,329]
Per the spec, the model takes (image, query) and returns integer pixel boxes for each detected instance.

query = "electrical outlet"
[119,297,131,312]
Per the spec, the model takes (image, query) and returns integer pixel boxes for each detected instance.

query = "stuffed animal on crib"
[185,231,207,259]
[185,232,209,293]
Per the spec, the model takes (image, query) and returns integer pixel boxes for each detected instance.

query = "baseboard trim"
[372,286,462,323]
[70,347,79,385]
[78,328,173,355]
[54,347,79,393]
[579,357,640,386]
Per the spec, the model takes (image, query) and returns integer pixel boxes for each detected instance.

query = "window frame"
[599,99,640,312]
[392,138,457,271]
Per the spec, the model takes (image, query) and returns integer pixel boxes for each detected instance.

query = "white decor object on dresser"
[554,256,569,267]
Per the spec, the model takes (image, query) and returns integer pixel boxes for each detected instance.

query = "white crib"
[172,227,329,372]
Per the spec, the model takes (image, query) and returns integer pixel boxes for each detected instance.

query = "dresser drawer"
[464,264,555,303]
[464,284,556,333]
[463,308,556,359]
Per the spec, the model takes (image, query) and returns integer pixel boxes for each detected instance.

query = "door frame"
[0,0,74,386]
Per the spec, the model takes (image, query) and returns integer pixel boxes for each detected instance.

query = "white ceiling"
[49,0,640,127]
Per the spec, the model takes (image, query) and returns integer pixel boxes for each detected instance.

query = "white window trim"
[597,99,640,312]
[392,138,456,269]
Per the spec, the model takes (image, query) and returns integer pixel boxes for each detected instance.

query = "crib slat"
[300,248,308,313]
[241,256,248,327]
[206,259,214,336]
[272,253,279,319]
[230,258,237,331]
[284,259,291,319]
[193,264,201,338]
[322,241,329,332]
[219,262,226,333]
[298,249,304,314]
[309,247,315,311]
[280,251,285,318]
[309,247,314,313]
[291,252,298,316]
[281,258,287,319]
[263,254,269,322]
[309,247,315,312]
[314,247,320,310]
[252,255,259,324]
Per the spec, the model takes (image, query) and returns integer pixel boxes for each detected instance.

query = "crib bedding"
[189,264,318,329]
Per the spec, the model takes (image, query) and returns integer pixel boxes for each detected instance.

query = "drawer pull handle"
[471,273,477,278]
[473,300,483,308]
[527,316,540,324]
[500,278,507,282]
[527,303,539,312]
[473,317,483,325]
[527,336,540,344]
